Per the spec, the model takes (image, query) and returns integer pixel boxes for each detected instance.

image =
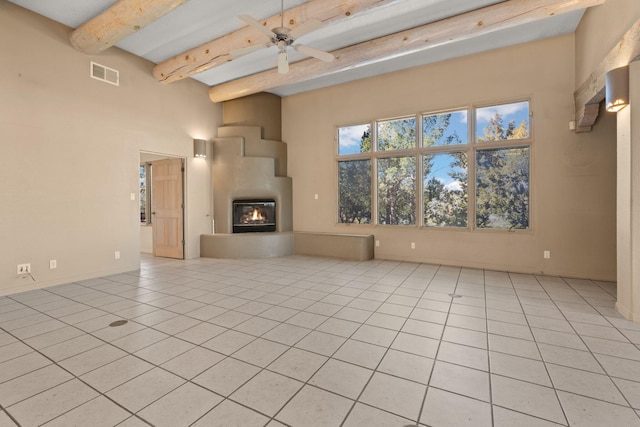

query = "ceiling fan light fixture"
[278,47,289,74]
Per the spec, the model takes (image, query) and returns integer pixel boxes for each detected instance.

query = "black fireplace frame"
[232,199,276,233]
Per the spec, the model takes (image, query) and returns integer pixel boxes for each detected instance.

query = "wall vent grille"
[90,62,119,86]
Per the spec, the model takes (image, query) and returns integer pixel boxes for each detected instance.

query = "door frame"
[139,151,187,259]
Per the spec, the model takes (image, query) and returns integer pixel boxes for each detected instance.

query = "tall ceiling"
[8,0,596,100]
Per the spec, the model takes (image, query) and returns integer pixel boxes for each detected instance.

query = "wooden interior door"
[152,158,184,259]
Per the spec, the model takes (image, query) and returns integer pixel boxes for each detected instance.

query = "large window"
[337,100,531,230]
[338,124,372,224]
[474,101,530,229]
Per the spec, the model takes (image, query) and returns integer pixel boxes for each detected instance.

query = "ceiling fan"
[233,0,335,74]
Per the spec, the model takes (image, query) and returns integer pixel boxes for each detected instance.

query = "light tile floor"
[0,255,639,426]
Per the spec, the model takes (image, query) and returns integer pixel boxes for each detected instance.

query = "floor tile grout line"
[2,255,637,427]
[527,274,640,418]
[522,274,640,419]
[271,262,425,425]
[190,259,424,426]
[3,291,293,426]
[335,261,429,427]
[0,325,153,427]
[0,401,22,427]
[534,276,640,412]
[554,275,634,336]
[1,289,264,426]
[483,268,496,427]
[414,264,462,427]
[503,271,573,426]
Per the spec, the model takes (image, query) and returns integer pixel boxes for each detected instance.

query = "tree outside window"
[474,101,530,229]
[378,156,416,225]
[336,100,530,230]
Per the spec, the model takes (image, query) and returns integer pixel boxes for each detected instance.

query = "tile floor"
[0,254,639,426]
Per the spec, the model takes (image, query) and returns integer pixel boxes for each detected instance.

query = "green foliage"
[377,118,416,151]
[477,112,528,142]
[475,147,529,229]
[338,159,371,224]
[378,156,416,225]
[475,112,529,229]
[338,107,529,230]
[421,112,468,227]
[423,113,464,147]
[423,152,468,227]
[375,118,417,225]
[360,126,372,152]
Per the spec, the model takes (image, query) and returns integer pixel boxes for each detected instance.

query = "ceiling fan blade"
[230,43,271,58]
[289,17,323,40]
[277,49,289,74]
[293,44,335,62]
[239,14,276,40]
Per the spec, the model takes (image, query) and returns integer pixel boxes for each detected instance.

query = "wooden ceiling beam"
[574,18,640,133]
[70,0,189,55]
[209,0,605,103]
[152,0,402,84]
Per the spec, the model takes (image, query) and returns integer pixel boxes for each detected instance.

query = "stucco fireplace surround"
[200,93,294,259]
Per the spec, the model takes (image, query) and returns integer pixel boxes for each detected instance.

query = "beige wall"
[0,2,221,295]
[575,0,640,85]
[283,34,617,280]
[577,1,640,319]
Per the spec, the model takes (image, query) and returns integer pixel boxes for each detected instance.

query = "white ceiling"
[9,0,586,97]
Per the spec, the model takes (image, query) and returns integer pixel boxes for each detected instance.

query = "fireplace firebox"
[232,199,276,233]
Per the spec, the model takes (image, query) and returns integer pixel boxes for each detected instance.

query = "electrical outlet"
[50,260,57,269]
[544,250,551,259]
[114,251,120,260]
[411,242,416,249]
[17,263,31,275]
[375,240,380,247]
[314,193,319,200]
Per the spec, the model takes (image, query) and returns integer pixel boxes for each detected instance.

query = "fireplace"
[232,199,276,233]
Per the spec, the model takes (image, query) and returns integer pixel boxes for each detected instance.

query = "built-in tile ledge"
[200,232,294,259]
[294,232,375,261]
[201,231,375,260]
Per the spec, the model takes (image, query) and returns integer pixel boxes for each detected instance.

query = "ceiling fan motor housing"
[272,27,292,45]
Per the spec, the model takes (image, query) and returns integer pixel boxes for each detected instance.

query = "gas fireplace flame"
[240,207,268,224]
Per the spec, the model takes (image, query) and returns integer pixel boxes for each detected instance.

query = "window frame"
[335,99,533,232]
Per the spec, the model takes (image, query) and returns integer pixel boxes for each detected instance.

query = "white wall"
[0,2,221,295]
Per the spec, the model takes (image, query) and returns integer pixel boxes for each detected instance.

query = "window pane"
[377,117,416,151]
[338,159,371,224]
[476,147,529,229]
[338,124,371,155]
[140,165,146,223]
[378,156,416,225]
[476,101,529,142]
[423,153,468,227]
[422,110,468,147]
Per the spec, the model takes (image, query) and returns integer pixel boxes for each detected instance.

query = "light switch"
[130,193,136,201]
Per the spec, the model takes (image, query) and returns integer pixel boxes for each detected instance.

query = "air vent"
[90,61,119,86]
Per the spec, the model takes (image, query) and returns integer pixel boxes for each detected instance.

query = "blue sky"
[337,101,529,189]
[475,101,529,139]
[338,124,370,155]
